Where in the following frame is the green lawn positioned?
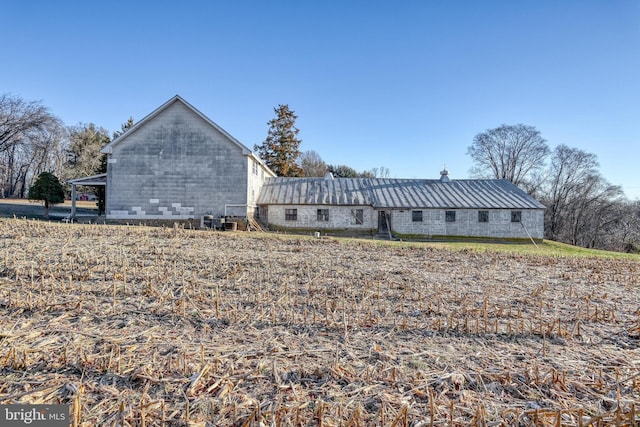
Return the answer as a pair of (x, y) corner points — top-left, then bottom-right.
(419, 239), (640, 259)
(261, 231), (640, 260)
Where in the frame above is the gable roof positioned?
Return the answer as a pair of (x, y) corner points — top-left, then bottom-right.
(257, 177), (546, 209)
(100, 95), (253, 156)
(100, 95), (276, 177)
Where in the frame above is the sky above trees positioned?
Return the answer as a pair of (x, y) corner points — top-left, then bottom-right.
(4, 1), (639, 199)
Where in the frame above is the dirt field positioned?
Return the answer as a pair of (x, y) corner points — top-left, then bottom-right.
(0, 218), (639, 426)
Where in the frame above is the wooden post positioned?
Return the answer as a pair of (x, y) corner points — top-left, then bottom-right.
(520, 221), (538, 248)
(71, 184), (77, 218)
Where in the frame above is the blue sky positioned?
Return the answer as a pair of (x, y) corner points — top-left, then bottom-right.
(4, 1), (640, 199)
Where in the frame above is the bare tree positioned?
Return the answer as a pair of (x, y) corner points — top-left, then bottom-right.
(12, 124), (66, 198)
(543, 145), (599, 240)
(298, 150), (327, 177)
(0, 94), (63, 198)
(616, 201), (640, 252)
(370, 166), (391, 178)
(541, 144), (624, 249)
(566, 176), (623, 248)
(0, 94), (57, 153)
(468, 124), (550, 190)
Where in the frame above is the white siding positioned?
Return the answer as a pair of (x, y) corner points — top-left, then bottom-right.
(246, 157), (274, 217)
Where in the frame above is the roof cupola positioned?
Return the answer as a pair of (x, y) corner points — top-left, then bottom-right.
(440, 165), (450, 183)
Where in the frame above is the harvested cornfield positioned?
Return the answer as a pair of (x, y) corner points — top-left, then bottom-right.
(0, 218), (639, 426)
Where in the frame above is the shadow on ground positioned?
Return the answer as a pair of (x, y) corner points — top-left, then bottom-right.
(0, 199), (101, 222)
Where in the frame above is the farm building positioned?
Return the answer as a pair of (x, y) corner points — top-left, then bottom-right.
(85, 95), (544, 239)
(98, 95), (275, 220)
(256, 171), (546, 239)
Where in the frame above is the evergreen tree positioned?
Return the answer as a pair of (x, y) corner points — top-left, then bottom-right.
(95, 154), (108, 215)
(327, 164), (375, 178)
(254, 105), (302, 177)
(28, 171), (65, 219)
(112, 116), (134, 139)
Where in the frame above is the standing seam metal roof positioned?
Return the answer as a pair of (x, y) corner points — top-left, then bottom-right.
(257, 177), (545, 209)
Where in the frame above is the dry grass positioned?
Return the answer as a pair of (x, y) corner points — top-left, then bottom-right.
(1, 218), (639, 426)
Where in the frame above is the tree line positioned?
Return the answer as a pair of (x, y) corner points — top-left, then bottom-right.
(0, 93), (134, 214)
(468, 124), (639, 252)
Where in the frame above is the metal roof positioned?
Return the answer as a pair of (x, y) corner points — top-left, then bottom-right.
(257, 177), (545, 209)
(67, 173), (107, 186)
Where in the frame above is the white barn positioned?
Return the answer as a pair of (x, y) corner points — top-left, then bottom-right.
(90, 95), (544, 239)
(99, 95), (275, 220)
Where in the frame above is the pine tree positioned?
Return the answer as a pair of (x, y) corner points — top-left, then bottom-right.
(112, 116), (135, 139)
(28, 172), (65, 219)
(254, 105), (303, 177)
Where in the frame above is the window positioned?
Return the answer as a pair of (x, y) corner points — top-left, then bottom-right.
(252, 160), (259, 175)
(352, 209), (363, 224)
(317, 209), (329, 221)
(478, 210), (489, 223)
(285, 209), (297, 221)
(445, 210), (456, 222)
(412, 210), (423, 222)
(511, 210), (522, 223)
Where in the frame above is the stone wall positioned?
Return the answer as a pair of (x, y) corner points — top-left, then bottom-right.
(389, 208), (544, 239)
(265, 205), (544, 239)
(265, 205), (376, 230)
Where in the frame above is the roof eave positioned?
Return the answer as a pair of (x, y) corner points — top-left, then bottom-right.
(67, 172), (108, 186)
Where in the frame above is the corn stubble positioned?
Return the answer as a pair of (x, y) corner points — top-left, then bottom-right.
(1, 218), (639, 426)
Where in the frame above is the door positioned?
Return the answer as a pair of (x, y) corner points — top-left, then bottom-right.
(378, 211), (389, 234)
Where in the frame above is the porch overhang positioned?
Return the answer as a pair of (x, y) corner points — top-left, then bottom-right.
(67, 173), (107, 218)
